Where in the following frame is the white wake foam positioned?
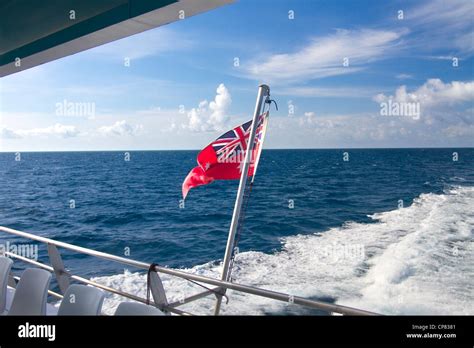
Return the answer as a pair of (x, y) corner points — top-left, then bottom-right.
(92, 186), (474, 315)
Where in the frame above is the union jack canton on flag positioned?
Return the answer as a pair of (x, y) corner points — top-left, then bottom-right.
(182, 112), (268, 199)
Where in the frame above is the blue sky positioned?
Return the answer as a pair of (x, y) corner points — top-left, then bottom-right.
(0, 0), (473, 151)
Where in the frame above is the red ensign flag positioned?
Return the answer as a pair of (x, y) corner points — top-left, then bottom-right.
(182, 113), (268, 199)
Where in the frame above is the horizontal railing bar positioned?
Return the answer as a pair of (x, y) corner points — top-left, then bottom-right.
(0, 226), (151, 270)
(0, 226), (378, 316)
(48, 289), (63, 300)
(5, 251), (55, 271)
(4, 251), (192, 316)
(11, 275), (63, 300)
(151, 265), (377, 316)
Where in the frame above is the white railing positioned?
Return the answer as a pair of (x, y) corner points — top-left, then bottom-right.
(0, 226), (378, 316)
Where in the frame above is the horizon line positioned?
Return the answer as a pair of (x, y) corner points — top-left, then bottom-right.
(0, 146), (473, 153)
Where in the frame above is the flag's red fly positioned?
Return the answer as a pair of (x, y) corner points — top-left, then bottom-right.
(182, 112), (268, 199)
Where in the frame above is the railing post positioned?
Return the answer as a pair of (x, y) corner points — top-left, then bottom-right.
(47, 243), (70, 294)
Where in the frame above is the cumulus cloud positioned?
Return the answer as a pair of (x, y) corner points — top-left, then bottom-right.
(27, 124), (80, 138)
(3, 124), (80, 138)
(98, 120), (143, 136)
(299, 112), (317, 126)
(269, 110), (462, 148)
(271, 112), (401, 147)
(442, 124), (474, 138)
(0, 127), (21, 139)
(186, 83), (232, 132)
(374, 79), (474, 108)
(273, 79), (474, 148)
(246, 29), (403, 83)
(373, 79), (474, 128)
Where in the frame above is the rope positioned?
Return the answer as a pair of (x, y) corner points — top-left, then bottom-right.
(266, 97), (278, 111)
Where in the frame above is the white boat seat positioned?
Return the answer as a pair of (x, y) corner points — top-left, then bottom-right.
(9, 268), (52, 315)
(0, 257), (13, 313)
(114, 302), (164, 316)
(57, 284), (105, 315)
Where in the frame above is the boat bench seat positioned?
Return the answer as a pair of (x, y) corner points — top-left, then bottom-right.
(0, 256), (13, 314)
(57, 284), (105, 315)
(9, 268), (52, 315)
(1, 257), (161, 316)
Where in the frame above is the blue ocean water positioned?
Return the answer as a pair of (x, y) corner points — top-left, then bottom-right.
(0, 149), (472, 280)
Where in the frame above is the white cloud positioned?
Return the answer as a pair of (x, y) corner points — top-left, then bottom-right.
(0, 127), (21, 139)
(7, 124), (80, 138)
(280, 86), (379, 98)
(373, 79), (474, 127)
(374, 79), (474, 108)
(267, 110), (472, 149)
(299, 112), (317, 126)
(30, 124), (80, 138)
(98, 120), (143, 136)
(407, 0), (474, 55)
(409, 0), (474, 33)
(185, 83), (232, 132)
(246, 29), (403, 83)
(442, 124), (474, 138)
(85, 28), (194, 60)
(396, 74), (413, 80)
(267, 79), (474, 148)
(269, 112), (412, 147)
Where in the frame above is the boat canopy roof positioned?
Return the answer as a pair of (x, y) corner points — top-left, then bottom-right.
(0, 0), (233, 77)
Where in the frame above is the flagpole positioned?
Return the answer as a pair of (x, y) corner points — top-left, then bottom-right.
(214, 84), (270, 315)
(251, 112), (269, 184)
